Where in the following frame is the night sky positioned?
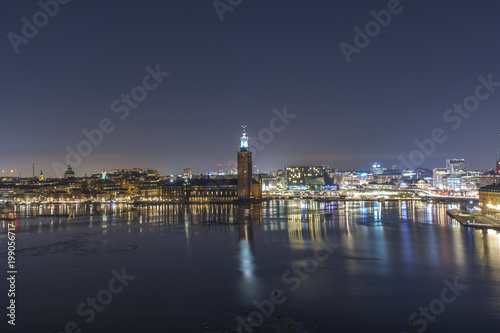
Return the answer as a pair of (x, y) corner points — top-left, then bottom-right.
(1, 0), (500, 177)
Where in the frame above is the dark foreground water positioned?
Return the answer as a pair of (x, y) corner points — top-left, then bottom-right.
(1, 200), (500, 333)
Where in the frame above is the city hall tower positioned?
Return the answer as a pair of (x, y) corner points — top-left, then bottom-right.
(238, 126), (252, 200)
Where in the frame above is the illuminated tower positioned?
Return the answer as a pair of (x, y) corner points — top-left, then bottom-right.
(497, 130), (500, 172)
(238, 126), (252, 200)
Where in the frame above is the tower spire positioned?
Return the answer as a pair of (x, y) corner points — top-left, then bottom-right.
(240, 125), (249, 152)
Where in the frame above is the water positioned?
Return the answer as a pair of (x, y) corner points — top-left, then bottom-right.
(1, 200), (500, 332)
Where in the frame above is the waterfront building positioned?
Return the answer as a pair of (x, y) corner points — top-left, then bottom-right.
(479, 184), (500, 211)
(285, 165), (326, 188)
(365, 181), (397, 190)
(261, 175), (278, 192)
(161, 128), (262, 202)
(165, 179), (238, 202)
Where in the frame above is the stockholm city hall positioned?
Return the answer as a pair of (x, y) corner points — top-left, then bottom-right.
(161, 127), (262, 203)
(237, 126), (262, 202)
(237, 126), (253, 200)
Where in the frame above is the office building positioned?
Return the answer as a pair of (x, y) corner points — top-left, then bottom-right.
(446, 158), (467, 173)
(370, 163), (385, 175)
(285, 165), (325, 188)
(433, 168), (448, 190)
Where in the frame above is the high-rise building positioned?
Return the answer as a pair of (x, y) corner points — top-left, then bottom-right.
(433, 168), (448, 190)
(370, 163), (385, 175)
(238, 127), (252, 200)
(446, 158), (467, 173)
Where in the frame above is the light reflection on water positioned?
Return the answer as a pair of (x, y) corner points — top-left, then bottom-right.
(1, 200), (500, 332)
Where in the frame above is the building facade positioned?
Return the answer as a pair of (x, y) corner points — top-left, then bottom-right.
(285, 165), (325, 188)
(446, 158), (467, 173)
(479, 184), (500, 211)
(433, 168), (448, 190)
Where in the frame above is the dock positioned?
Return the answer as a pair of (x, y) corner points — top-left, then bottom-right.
(447, 210), (500, 230)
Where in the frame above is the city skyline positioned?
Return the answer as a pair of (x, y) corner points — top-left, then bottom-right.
(2, 127), (500, 178)
(4, 2), (500, 332)
(2, 0), (500, 176)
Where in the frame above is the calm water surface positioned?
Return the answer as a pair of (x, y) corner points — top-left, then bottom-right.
(1, 200), (500, 333)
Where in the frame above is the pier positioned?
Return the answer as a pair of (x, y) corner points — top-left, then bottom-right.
(447, 209), (500, 230)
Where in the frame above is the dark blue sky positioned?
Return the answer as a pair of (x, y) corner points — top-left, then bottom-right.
(1, 0), (500, 177)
